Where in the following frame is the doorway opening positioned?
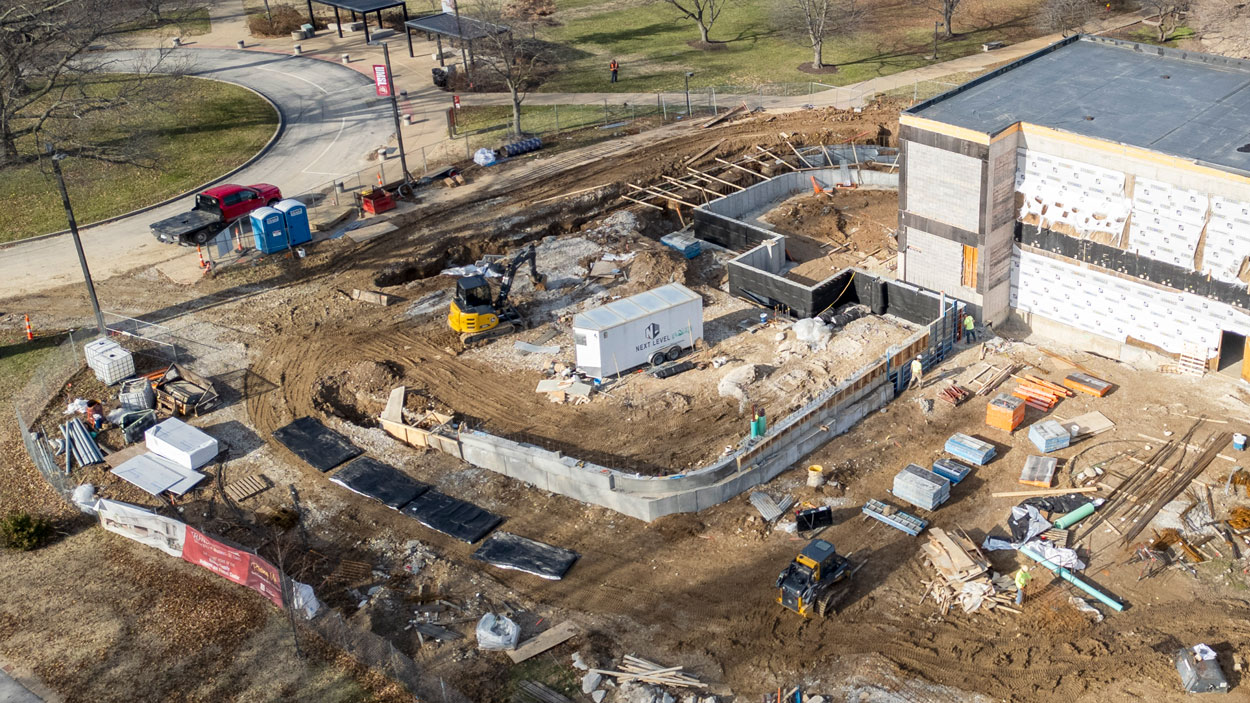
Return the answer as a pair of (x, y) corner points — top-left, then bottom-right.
(1217, 330), (1246, 379)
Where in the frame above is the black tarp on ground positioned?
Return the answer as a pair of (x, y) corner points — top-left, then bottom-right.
(471, 532), (579, 580)
(402, 491), (502, 543)
(272, 417), (362, 472)
(330, 457), (431, 510)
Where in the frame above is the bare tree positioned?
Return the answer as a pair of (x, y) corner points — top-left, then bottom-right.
(467, 0), (547, 136)
(772, 0), (863, 69)
(1192, 0), (1250, 56)
(658, 0), (734, 43)
(0, 0), (178, 165)
(1038, 0), (1097, 36)
(1144, 0), (1189, 41)
(914, 0), (962, 37)
(504, 0), (556, 25)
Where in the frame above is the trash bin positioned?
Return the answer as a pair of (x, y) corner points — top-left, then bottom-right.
(432, 68), (448, 89)
(1175, 645), (1228, 694)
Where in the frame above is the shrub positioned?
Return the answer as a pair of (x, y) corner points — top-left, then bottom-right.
(248, 4), (326, 37)
(0, 512), (53, 551)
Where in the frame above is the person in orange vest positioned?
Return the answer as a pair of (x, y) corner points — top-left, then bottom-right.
(609, 59), (619, 83)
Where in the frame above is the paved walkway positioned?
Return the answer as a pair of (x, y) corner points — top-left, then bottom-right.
(125, 4), (1144, 162)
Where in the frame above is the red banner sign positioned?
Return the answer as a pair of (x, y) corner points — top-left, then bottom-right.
(373, 65), (390, 97)
(182, 527), (284, 607)
(453, 95), (460, 109)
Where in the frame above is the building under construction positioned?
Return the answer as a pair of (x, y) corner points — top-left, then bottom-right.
(898, 35), (1250, 376)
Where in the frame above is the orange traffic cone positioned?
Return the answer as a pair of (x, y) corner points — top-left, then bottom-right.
(196, 246), (207, 269)
(24, 314), (32, 341)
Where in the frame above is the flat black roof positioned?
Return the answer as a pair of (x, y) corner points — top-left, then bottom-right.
(405, 12), (509, 41)
(314, 0), (405, 13)
(907, 36), (1250, 177)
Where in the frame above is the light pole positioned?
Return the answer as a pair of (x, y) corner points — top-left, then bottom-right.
(46, 144), (107, 339)
(930, 21), (942, 60)
(381, 42), (411, 182)
(684, 71), (694, 117)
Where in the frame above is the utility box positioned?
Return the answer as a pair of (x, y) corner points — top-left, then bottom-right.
(1175, 645), (1228, 694)
(573, 283), (704, 380)
(274, 198), (311, 246)
(250, 206), (288, 254)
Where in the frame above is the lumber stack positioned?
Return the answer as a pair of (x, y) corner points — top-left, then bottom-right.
(592, 655), (706, 689)
(919, 528), (1016, 615)
(1011, 373), (1073, 412)
(939, 384), (972, 406)
(972, 363), (1018, 396)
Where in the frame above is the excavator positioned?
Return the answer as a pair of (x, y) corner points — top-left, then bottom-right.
(775, 539), (862, 617)
(448, 243), (547, 345)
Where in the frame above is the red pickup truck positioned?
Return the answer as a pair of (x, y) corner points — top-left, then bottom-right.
(150, 183), (283, 245)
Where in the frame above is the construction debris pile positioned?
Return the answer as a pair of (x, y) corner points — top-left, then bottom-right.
(919, 528), (1018, 615)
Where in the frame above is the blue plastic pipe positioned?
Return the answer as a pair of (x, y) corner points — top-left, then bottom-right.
(1020, 544), (1125, 612)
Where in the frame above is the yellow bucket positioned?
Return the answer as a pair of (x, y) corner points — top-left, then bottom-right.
(807, 464), (826, 488)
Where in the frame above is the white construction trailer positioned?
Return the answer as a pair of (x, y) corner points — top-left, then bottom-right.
(572, 283), (704, 379)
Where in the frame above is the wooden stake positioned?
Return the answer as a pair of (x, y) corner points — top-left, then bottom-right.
(715, 157), (765, 179)
(991, 487), (1100, 498)
(687, 168), (744, 190)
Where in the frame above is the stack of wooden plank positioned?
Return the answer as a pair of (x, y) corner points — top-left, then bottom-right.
(919, 528), (1017, 615)
(1011, 373), (1073, 411)
(970, 363), (1018, 396)
(938, 384), (972, 406)
(592, 655), (705, 689)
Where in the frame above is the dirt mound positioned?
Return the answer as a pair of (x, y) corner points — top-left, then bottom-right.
(312, 360), (400, 427)
(764, 193), (848, 239)
(617, 247), (692, 296)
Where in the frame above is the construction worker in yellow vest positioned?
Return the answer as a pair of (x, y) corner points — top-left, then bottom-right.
(963, 312), (977, 343)
(1014, 566), (1032, 605)
(908, 355), (924, 389)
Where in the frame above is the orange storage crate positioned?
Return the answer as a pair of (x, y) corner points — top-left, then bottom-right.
(986, 392), (1026, 432)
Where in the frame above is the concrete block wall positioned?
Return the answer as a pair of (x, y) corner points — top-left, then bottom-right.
(903, 141), (982, 232)
(902, 228), (978, 303)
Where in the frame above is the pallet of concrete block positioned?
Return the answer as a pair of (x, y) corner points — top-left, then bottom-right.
(1063, 372), (1112, 397)
(862, 499), (928, 536)
(932, 457), (972, 484)
(986, 392), (1025, 432)
(660, 232), (702, 259)
(85, 338), (135, 385)
(945, 433), (995, 465)
(1028, 419), (1071, 453)
(1019, 455), (1057, 488)
(893, 463), (951, 511)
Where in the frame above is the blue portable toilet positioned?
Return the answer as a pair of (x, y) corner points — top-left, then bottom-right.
(274, 199), (311, 246)
(250, 206), (288, 254)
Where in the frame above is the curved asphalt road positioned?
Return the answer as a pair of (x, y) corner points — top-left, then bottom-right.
(0, 49), (391, 298)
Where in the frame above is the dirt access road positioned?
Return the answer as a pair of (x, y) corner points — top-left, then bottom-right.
(0, 49), (390, 299)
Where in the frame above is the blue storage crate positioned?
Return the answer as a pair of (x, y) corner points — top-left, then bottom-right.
(932, 457), (971, 484)
(1028, 419), (1071, 453)
(893, 463), (950, 511)
(945, 433), (996, 465)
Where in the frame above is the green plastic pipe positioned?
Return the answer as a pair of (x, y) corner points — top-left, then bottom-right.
(1053, 502), (1096, 529)
(1020, 544), (1125, 612)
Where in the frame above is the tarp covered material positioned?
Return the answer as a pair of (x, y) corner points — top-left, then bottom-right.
(1007, 504), (1052, 544)
(272, 417), (362, 472)
(329, 456), (430, 510)
(471, 532), (579, 580)
(402, 491), (502, 543)
(1022, 494), (1093, 514)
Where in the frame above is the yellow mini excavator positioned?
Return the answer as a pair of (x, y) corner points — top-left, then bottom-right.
(776, 539), (861, 617)
(448, 244), (547, 345)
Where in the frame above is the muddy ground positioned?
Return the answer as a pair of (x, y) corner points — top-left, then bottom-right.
(2, 101), (1250, 703)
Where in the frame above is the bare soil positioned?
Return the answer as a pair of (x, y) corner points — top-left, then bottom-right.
(3, 102), (1250, 703)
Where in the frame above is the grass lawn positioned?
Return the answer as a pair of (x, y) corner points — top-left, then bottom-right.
(0, 74), (278, 243)
(534, 0), (1045, 92)
(116, 6), (212, 36)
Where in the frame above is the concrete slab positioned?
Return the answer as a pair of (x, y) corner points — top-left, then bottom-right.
(346, 222), (398, 243)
